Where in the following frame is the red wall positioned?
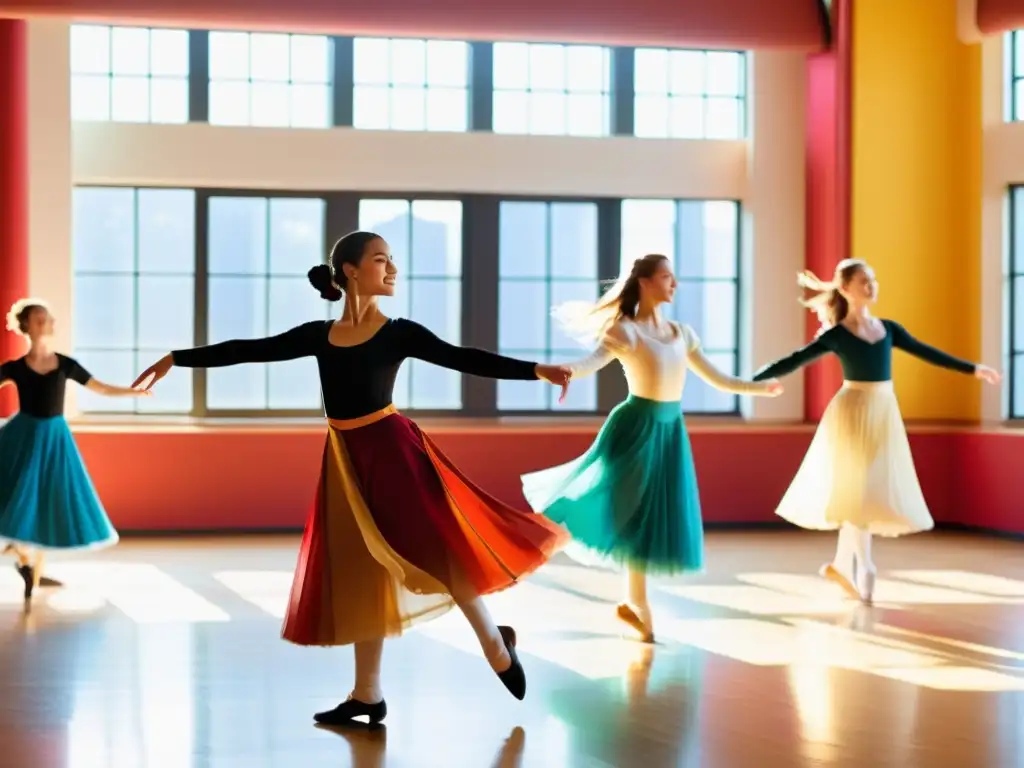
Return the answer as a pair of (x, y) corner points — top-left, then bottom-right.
(74, 423), (1000, 535)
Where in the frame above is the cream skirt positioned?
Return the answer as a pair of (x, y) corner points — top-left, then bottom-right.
(774, 380), (933, 537)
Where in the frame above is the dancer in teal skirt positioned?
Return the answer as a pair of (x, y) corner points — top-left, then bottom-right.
(0, 299), (148, 599)
(521, 255), (782, 642)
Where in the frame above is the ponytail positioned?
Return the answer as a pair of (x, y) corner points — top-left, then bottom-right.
(798, 258), (866, 334)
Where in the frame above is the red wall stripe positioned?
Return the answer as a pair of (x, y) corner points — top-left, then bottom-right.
(0, 0), (829, 49)
(0, 20), (29, 418)
(977, 0), (1024, 35)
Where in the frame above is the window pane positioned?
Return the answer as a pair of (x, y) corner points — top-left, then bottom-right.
(209, 32), (250, 80)
(528, 45), (566, 91)
(74, 275), (135, 349)
(71, 25), (111, 74)
(1014, 189), (1024, 272)
(71, 75), (111, 121)
(1014, 355), (1024, 416)
(408, 358), (461, 409)
(291, 35), (331, 84)
(208, 197), (268, 274)
(268, 358), (322, 410)
(149, 29), (189, 77)
(426, 41), (468, 87)
(77, 351), (135, 413)
(499, 281), (547, 350)
(634, 48), (669, 94)
(566, 46), (607, 93)
(1014, 278), (1024, 349)
(549, 349), (597, 410)
(290, 84), (330, 128)
(73, 187), (135, 273)
(269, 198), (325, 275)
(425, 87), (468, 132)
(702, 201), (739, 279)
(268, 276), (327, 333)
(207, 276), (268, 409)
(549, 203), (598, 279)
(250, 82), (291, 128)
(670, 96), (704, 139)
(633, 95), (669, 139)
(353, 85), (391, 129)
(208, 81), (250, 125)
(499, 202), (547, 278)
(390, 87), (426, 131)
(492, 91), (529, 134)
(705, 97), (741, 139)
(621, 200), (676, 271)
(138, 188), (195, 274)
(137, 276), (194, 350)
(706, 52), (743, 97)
(493, 43), (529, 90)
(410, 200), (462, 277)
(110, 75), (150, 122)
(249, 33), (291, 83)
(111, 26), (149, 76)
(549, 280), (599, 350)
(391, 39), (427, 86)
(410, 278), (461, 342)
(669, 51), (705, 95)
(149, 78), (189, 123)
(353, 38), (391, 85)
(684, 352), (736, 413)
(498, 370), (546, 411)
(566, 93), (605, 137)
(687, 282), (737, 351)
(528, 92), (566, 135)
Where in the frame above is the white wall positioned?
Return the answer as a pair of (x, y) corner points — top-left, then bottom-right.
(28, 21), (807, 421)
(980, 34), (1018, 422)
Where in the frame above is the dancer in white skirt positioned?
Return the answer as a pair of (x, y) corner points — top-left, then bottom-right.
(751, 259), (1000, 603)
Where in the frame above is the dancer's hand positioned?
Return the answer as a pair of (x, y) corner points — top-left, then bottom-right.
(764, 379), (784, 396)
(132, 353), (174, 391)
(536, 364), (572, 403)
(974, 364), (1001, 385)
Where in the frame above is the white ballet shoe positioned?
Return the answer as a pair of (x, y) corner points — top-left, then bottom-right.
(819, 562), (859, 601)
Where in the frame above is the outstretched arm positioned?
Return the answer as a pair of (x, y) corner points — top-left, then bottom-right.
(171, 321), (322, 369)
(752, 337), (832, 381)
(678, 325), (777, 395)
(887, 321), (975, 374)
(401, 320), (539, 380)
(85, 379), (150, 397)
(560, 324), (631, 381)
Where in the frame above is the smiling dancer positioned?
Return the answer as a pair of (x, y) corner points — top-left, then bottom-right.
(133, 231), (571, 724)
(0, 299), (145, 599)
(751, 259), (1000, 603)
(521, 254), (782, 643)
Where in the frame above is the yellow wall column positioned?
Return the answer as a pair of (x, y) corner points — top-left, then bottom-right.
(851, 0), (982, 420)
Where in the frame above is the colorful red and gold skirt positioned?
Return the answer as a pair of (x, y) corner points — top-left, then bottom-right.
(281, 405), (569, 647)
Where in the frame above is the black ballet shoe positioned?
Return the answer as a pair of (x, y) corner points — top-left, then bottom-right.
(496, 625), (526, 701)
(15, 564), (33, 601)
(313, 698), (387, 727)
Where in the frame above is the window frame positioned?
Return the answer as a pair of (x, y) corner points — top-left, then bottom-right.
(1008, 185), (1024, 419)
(73, 187), (744, 421)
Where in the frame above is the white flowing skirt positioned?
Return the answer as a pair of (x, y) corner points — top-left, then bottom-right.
(775, 380), (933, 536)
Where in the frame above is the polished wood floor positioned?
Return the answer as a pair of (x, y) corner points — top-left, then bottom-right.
(0, 531), (1022, 767)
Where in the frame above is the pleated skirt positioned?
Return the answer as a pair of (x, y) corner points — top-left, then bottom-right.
(282, 405), (569, 647)
(774, 380), (933, 536)
(521, 395), (703, 575)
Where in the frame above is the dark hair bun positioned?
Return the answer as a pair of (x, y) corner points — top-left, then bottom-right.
(308, 264), (342, 302)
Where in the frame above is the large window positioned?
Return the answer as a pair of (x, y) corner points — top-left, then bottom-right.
(70, 25), (190, 123)
(205, 196), (329, 411)
(497, 201), (601, 411)
(72, 187), (196, 414)
(492, 44), (611, 137)
(208, 32), (332, 128)
(621, 199), (740, 413)
(633, 49), (746, 139)
(359, 198), (464, 409)
(1008, 187), (1024, 417)
(353, 38), (470, 131)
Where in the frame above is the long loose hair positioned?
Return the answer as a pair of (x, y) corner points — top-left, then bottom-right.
(799, 258), (867, 334)
(553, 254), (668, 344)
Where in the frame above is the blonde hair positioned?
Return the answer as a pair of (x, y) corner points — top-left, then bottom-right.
(5, 298), (50, 337)
(553, 254), (669, 344)
(799, 258), (868, 333)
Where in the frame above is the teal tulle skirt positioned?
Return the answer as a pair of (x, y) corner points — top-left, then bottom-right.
(0, 414), (118, 550)
(521, 395), (703, 575)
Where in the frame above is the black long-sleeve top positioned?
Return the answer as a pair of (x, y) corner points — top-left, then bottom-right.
(752, 320), (975, 382)
(0, 355), (93, 418)
(171, 319), (539, 420)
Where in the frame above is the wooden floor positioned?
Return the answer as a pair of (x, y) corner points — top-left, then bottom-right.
(1, 531), (1022, 767)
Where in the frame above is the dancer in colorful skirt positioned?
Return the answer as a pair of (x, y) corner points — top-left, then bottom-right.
(751, 259), (1000, 603)
(521, 254), (782, 643)
(133, 231), (571, 724)
(0, 299), (144, 599)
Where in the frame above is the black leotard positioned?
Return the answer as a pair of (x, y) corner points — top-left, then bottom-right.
(0, 355), (93, 418)
(171, 318), (539, 420)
